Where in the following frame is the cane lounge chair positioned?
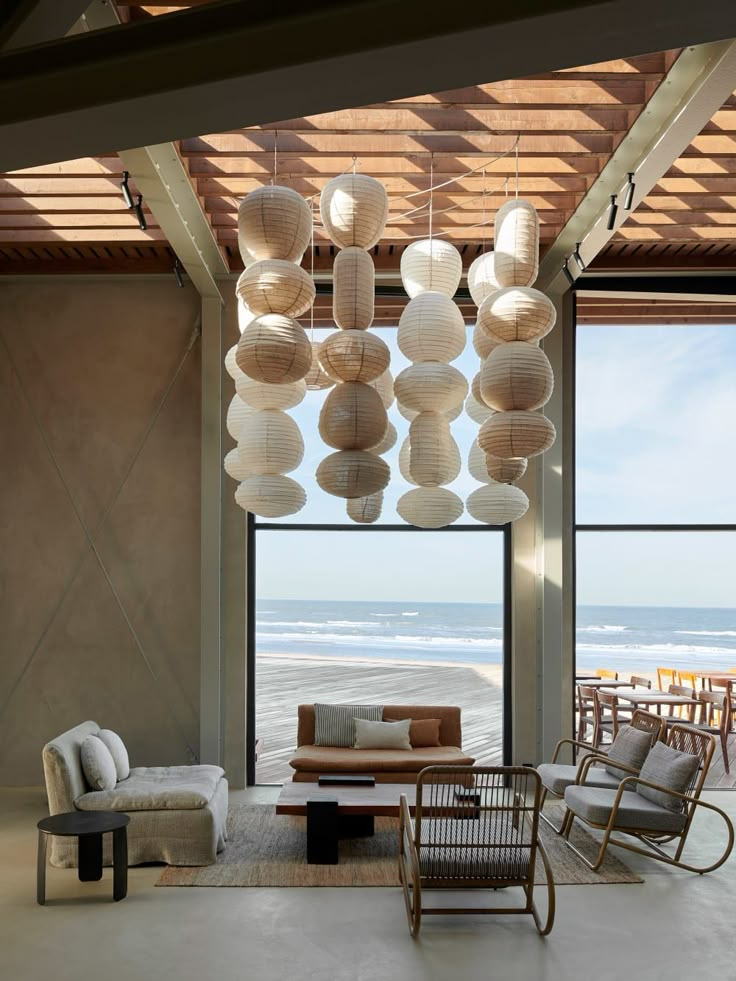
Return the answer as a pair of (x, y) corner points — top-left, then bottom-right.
(399, 766), (554, 938)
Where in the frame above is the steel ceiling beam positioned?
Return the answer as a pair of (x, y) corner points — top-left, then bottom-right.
(0, 0), (92, 50)
(2, 0), (736, 170)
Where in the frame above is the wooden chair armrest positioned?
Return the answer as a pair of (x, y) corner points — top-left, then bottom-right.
(550, 738), (596, 764)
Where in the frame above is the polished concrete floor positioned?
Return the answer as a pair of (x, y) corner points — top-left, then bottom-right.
(1, 785), (734, 981)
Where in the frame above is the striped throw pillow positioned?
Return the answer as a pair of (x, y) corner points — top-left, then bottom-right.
(314, 703), (383, 747)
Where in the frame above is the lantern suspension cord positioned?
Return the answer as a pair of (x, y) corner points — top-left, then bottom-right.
(481, 170), (487, 251)
(389, 177), (509, 224)
(514, 137), (519, 199)
(310, 197), (316, 342)
(429, 155), (434, 288)
(400, 133), (520, 201)
(271, 131), (278, 185)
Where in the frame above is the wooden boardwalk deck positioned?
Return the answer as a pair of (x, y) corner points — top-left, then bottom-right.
(255, 656), (503, 784)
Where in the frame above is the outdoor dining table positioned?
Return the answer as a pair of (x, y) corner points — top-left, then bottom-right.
(576, 678), (636, 689)
(598, 687), (700, 709)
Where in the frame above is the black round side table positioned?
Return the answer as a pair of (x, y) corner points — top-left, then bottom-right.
(37, 811), (130, 905)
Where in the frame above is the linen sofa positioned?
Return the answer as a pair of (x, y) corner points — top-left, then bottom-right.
(288, 704), (475, 783)
(42, 721), (228, 868)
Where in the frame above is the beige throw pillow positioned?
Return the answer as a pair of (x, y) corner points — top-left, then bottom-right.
(81, 735), (118, 792)
(354, 718), (412, 751)
(98, 729), (130, 781)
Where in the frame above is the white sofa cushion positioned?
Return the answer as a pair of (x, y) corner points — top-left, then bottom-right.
(97, 729), (130, 781)
(354, 717), (412, 750)
(80, 735), (117, 791)
(75, 764), (225, 811)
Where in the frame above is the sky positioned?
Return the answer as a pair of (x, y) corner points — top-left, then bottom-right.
(251, 321), (736, 608)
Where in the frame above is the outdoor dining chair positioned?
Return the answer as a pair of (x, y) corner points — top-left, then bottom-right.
(630, 675), (652, 689)
(398, 766), (555, 938)
(656, 667), (677, 690)
(576, 685), (597, 744)
(691, 689), (731, 774)
(595, 669), (618, 680)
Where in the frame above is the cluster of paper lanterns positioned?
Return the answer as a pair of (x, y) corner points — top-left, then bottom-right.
(394, 240), (468, 528)
(467, 199), (556, 524)
(314, 174), (393, 521)
(223, 186), (317, 517)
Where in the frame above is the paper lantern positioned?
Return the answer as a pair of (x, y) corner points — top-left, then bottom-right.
(371, 421), (397, 455)
(235, 475), (306, 517)
(467, 483), (529, 524)
(397, 487), (464, 528)
(237, 314), (311, 384)
(465, 393), (493, 424)
(397, 292), (466, 363)
(237, 409), (304, 475)
(319, 329), (390, 383)
(238, 300), (256, 335)
(399, 437), (417, 485)
(333, 247), (375, 329)
(304, 340), (334, 391)
(409, 412), (460, 486)
(369, 369), (394, 409)
(238, 186), (311, 265)
(236, 260), (315, 318)
(494, 199), (540, 288)
(316, 450), (390, 499)
(468, 252), (500, 306)
(226, 395), (253, 440)
(319, 174), (388, 250)
(468, 442), (491, 483)
(236, 375), (306, 410)
(225, 344), (244, 382)
(471, 370), (484, 407)
(394, 363), (468, 413)
(479, 411), (556, 459)
(347, 492), (383, 524)
(478, 287), (556, 344)
(473, 321), (500, 360)
(480, 342), (554, 412)
(400, 239), (462, 298)
(224, 448), (250, 482)
(319, 382), (387, 450)
(399, 402), (462, 423)
(486, 453), (528, 484)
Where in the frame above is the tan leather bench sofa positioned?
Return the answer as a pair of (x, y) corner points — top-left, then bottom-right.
(288, 704), (475, 783)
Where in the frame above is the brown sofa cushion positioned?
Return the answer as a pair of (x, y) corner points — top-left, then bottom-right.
(408, 718), (442, 748)
(289, 744), (475, 774)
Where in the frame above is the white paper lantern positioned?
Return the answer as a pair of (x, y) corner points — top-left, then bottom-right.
(319, 329), (390, 383)
(485, 453), (528, 484)
(320, 174), (388, 250)
(494, 199), (540, 288)
(394, 363), (468, 413)
(397, 292), (466, 363)
(319, 382), (387, 450)
(479, 411), (556, 459)
(236, 260), (315, 318)
(480, 342), (554, 412)
(237, 409), (304, 475)
(236, 375), (306, 410)
(304, 340), (335, 391)
(468, 251), (500, 306)
(399, 437), (417, 485)
(465, 393), (493, 424)
(224, 447), (250, 482)
(316, 450), (390, 499)
(468, 441), (491, 483)
(237, 314), (312, 384)
(397, 487), (464, 528)
(400, 239), (462, 298)
(347, 491), (383, 524)
(467, 483), (529, 524)
(238, 301), (256, 335)
(369, 369), (394, 409)
(226, 394), (253, 440)
(235, 474), (306, 517)
(471, 370), (484, 407)
(225, 343), (244, 382)
(399, 402), (462, 423)
(478, 287), (556, 344)
(409, 412), (460, 486)
(473, 320), (500, 360)
(333, 247), (375, 329)
(238, 186), (312, 265)
(371, 421), (397, 455)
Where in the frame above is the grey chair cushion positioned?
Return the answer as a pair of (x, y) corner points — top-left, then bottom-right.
(564, 786), (687, 834)
(537, 762), (623, 797)
(636, 742), (699, 812)
(314, 703), (383, 748)
(75, 765), (225, 811)
(605, 726), (653, 777)
(80, 735), (117, 792)
(97, 729), (130, 782)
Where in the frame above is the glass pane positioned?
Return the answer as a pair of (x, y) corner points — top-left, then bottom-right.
(576, 324), (736, 523)
(255, 529), (504, 783)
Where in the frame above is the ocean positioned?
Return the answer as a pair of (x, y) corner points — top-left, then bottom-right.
(257, 599), (736, 672)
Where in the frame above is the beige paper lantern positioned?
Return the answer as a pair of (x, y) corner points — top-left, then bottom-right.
(237, 300), (256, 335)
(397, 291), (466, 363)
(394, 363), (468, 413)
(480, 342), (554, 412)
(467, 483), (529, 524)
(399, 402), (462, 423)
(468, 251), (500, 306)
(226, 394), (253, 440)
(399, 437), (417, 485)
(471, 370), (484, 407)
(225, 343), (244, 382)
(224, 447), (250, 482)
(237, 314), (311, 384)
(493, 199), (540, 288)
(397, 487), (464, 528)
(409, 412), (460, 486)
(236, 375), (306, 410)
(479, 411), (556, 459)
(237, 409), (304, 475)
(236, 260), (315, 319)
(319, 329), (390, 383)
(304, 340), (335, 391)
(468, 441), (491, 483)
(486, 453), (528, 484)
(400, 239), (462, 298)
(371, 421), (397, 456)
(235, 474), (306, 517)
(319, 174), (388, 250)
(478, 287), (556, 344)
(238, 186), (311, 265)
(333, 247), (375, 329)
(369, 369), (394, 409)
(473, 321), (500, 360)
(316, 450), (390, 499)
(319, 382), (387, 450)
(465, 393), (493, 425)
(347, 491), (383, 524)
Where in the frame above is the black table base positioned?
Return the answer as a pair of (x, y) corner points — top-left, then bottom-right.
(306, 799), (375, 865)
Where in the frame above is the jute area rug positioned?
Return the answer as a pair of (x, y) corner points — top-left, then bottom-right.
(157, 804), (642, 888)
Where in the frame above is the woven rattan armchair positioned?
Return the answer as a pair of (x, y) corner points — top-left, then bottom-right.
(398, 766), (554, 938)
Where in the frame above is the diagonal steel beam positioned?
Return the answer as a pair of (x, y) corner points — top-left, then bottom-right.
(0, 0), (92, 50)
(2, 0), (736, 170)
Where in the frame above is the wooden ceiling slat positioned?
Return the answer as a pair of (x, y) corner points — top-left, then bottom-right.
(184, 154), (605, 175)
(0, 213), (157, 228)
